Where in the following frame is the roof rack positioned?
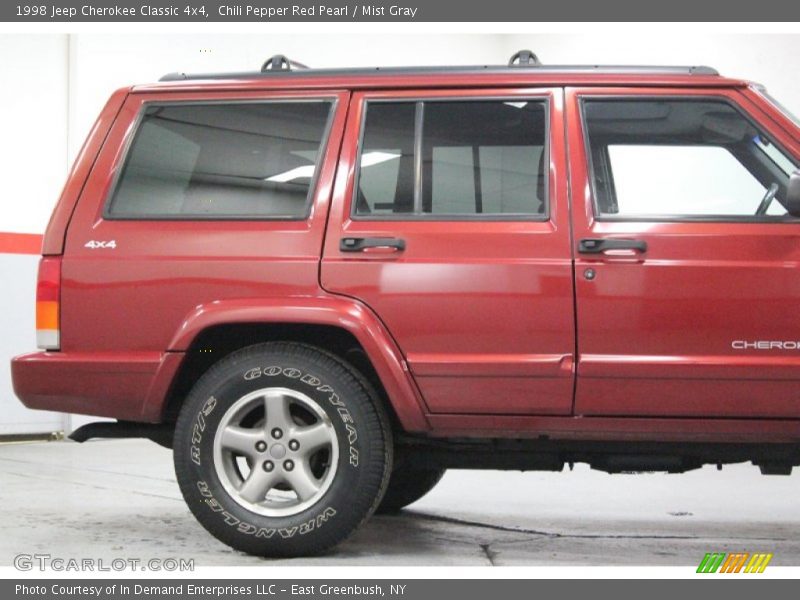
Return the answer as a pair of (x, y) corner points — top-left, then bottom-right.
(508, 49), (541, 67)
(159, 50), (719, 82)
(261, 54), (309, 72)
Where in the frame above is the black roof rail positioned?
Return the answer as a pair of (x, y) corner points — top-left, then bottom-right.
(160, 53), (310, 81)
(159, 50), (719, 82)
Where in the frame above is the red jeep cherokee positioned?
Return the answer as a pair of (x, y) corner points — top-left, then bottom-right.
(11, 52), (800, 557)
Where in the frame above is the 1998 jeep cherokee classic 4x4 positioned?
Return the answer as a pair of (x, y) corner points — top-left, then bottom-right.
(11, 51), (800, 557)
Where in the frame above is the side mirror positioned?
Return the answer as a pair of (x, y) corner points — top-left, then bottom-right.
(788, 170), (800, 217)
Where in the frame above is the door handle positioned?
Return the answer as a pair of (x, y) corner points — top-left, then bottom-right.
(578, 238), (647, 254)
(340, 237), (406, 253)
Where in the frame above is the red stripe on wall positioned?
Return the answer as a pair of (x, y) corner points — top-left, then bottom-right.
(0, 232), (43, 255)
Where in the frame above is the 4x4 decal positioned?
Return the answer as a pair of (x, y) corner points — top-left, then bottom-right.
(84, 240), (116, 249)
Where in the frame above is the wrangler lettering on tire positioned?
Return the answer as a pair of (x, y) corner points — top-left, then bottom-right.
(173, 342), (392, 557)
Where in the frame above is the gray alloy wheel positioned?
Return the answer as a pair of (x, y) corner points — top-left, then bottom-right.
(213, 387), (339, 517)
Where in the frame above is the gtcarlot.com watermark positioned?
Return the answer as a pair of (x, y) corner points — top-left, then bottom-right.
(14, 553), (194, 572)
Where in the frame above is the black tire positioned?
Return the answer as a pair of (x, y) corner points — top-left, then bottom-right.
(375, 464), (446, 513)
(173, 342), (393, 557)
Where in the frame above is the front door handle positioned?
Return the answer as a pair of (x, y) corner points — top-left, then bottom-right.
(578, 238), (647, 254)
(340, 237), (406, 253)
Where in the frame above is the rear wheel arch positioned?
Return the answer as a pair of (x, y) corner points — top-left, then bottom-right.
(154, 300), (430, 433)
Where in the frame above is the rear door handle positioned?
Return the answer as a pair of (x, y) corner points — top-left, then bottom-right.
(578, 238), (647, 254)
(340, 237), (406, 252)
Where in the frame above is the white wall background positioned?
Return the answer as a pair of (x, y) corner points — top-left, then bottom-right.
(0, 35), (70, 235)
(0, 35), (69, 433)
(1, 32), (799, 434)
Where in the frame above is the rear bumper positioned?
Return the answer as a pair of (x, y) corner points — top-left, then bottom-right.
(11, 351), (183, 422)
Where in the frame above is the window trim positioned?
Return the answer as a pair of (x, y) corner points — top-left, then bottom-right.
(579, 94), (800, 224)
(350, 96), (551, 222)
(102, 97), (338, 222)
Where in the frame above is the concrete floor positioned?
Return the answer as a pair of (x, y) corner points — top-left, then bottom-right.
(1, 439), (799, 566)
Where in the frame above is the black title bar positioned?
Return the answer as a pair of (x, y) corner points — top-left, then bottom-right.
(4, 0), (800, 21)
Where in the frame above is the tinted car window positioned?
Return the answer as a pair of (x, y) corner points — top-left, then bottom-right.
(107, 101), (332, 218)
(355, 100), (547, 218)
(422, 101), (546, 216)
(583, 99), (798, 219)
(355, 103), (417, 215)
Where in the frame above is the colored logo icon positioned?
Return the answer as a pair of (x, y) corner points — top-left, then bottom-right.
(697, 552), (773, 573)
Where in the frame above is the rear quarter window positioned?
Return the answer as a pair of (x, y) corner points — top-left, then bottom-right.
(105, 100), (333, 219)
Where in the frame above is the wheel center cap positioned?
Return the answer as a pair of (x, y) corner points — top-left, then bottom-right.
(269, 443), (287, 459)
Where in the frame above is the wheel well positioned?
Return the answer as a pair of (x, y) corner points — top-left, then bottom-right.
(161, 323), (400, 429)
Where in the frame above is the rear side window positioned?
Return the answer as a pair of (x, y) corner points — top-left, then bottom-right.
(355, 99), (548, 219)
(106, 101), (333, 219)
(582, 98), (799, 220)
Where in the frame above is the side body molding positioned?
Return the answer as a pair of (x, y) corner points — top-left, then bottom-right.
(159, 296), (432, 432)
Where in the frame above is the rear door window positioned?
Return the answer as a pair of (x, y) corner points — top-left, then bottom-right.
(355, 99), (548, 219)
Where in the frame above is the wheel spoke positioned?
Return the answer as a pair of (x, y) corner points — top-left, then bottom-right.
(238, 468), (281, 503)
(220, 425), (263, 456)
(293, 422), (332, 455)
(285, 462), (321, 502)
(264, 391), (295, 430)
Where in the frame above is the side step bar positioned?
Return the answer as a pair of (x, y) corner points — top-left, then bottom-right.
(69, 421), (173, 449)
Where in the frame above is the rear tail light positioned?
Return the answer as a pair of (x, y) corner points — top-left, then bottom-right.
(36, 257), (61, 350)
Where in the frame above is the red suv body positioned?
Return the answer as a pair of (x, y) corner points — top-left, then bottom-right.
(11, 55), (800, 556)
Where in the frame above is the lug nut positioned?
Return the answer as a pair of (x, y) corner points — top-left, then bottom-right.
(271, 428), (283, 439)
(263, 461), (274, 472)
(288, 439), (299, 451)
(255, 441), (267, 452)
(284, 460), (294, 471)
